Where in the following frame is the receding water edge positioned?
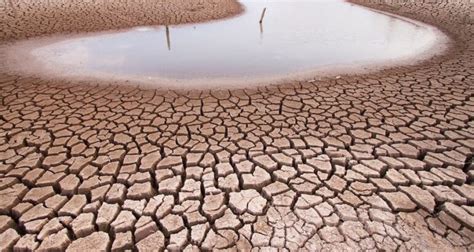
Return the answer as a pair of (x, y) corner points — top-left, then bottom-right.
(1, 0), (451, 90)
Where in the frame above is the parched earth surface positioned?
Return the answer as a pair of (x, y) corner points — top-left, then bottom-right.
(0, 0), (243, 41)
(1, 0), (474, 251)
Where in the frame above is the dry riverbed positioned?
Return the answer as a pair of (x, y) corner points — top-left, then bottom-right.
(0, 0), (473, 251)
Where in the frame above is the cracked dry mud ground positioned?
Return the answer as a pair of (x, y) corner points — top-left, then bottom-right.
(0, 0), (474, 251)
(0, 0), (243, 41)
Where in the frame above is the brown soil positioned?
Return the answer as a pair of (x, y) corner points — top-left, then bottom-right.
(0, 0), (243, 41)
(0, 0), (473, 251)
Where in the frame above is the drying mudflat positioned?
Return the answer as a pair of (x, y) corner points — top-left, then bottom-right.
(1, 0), (449, 88)
(0, 0), (473, 251)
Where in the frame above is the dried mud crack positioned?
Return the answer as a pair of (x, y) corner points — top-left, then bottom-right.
(0, 0), (474, 251)
(0, 0), (243, 41)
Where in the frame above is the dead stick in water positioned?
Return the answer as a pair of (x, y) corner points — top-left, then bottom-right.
(259, 8), (266, 23)
(165, 25), (171, 51)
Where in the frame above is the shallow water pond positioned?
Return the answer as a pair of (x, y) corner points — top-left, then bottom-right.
(7, 0), (447, 88)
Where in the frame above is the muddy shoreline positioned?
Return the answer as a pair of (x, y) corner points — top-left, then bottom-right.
(0, 3), (451, 90)
(0, 0), (468, 93)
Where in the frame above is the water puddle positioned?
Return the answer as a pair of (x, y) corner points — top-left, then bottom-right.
(3, 0), (449, 89)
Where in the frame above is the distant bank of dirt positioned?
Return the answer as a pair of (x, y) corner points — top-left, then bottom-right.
(0, 0), (243, 41)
